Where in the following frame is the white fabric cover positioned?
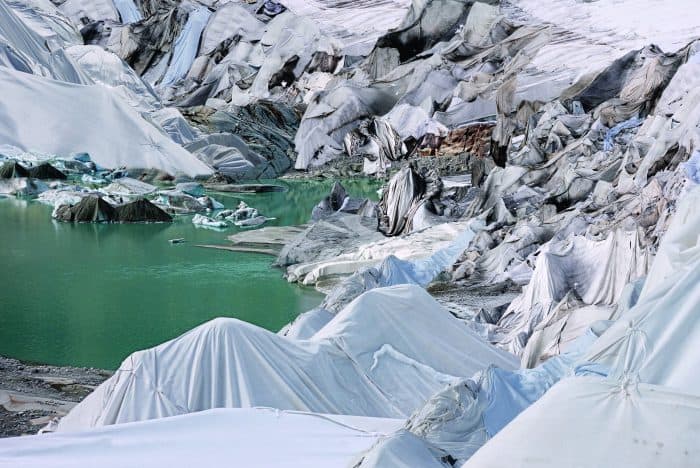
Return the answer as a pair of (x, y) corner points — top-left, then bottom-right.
(287, 220), (472, 285)
(513, 0), (698, 54)
(280, 0), (412, 56)
(284, 221), (482, 338)
(161, 7), (212, 87)
(356, 430), (449, 468)
(0, 0), (88, 83)
(59, 0), (119, 24)
(463, 187), (700, 467)
(113, 0), (141, 24)
(57, 285), (517, 431)
(521, 302), (615, 368)
(147, 107), (201, 145)
(407, 325), (606, 463)
(462, 376), (700, 468)
(499, 228), (649, 354)
(3, 0), (81, 47)
(200, 3), (265, 55)
(65, 45), (160, 110)
(0, 408), (403, 468)
(0, 67), (212, 176)
(583, 186), (700, 393)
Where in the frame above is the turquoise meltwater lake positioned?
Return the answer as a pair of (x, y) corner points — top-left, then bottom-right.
(0, 179), (380, 369)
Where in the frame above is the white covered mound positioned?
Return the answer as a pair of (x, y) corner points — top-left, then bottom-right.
(0, 67), (211, 177)
(462, 377), (700, 468)
(0, 408), (403, 468)
(463, 186), (700, 466)
(287, 220), (473, 285)
(583, 185), (700, 393)
(498, 228), (649, 356)
(58, 285), (517, 431)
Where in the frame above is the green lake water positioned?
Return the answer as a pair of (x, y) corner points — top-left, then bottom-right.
(0, 179), (380, 369)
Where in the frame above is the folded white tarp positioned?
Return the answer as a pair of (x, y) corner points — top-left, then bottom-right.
(287, 220), (472, 285)
(161, 6), (212, 87)
(65, 45), (160, 111)
(498, 228), (649, 355)
(112, 0), (141, 24)
(200, 3), (265, 55)
(3, 0), (82, 47)
(58, 0), (119, 25)
(463, 187), (700, 466)
(582, 186), (700, 393)
(280, 0), (413, 56)
(511, 0), (699, 54)
(406, 325), (607, 464)
(355, 430), (450, 468)
(462, 376), (700, 468)
(57, 285), (517, 432)
(0, 0), (88, 83)
(0, 408), (403, 468)
(284, 221), (483, 337)
(0, 67), (212, 177)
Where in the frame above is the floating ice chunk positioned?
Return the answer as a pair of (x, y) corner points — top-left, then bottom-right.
(214, 209), (234, 220)
(234, 216), (273, 227)
(197, 195), (224, 211)
(102, 177), (157, 198)
(192, 213), (227, 228)
(155, 190), (206, 213)
(0, 178), (46, 197)
(38, 188), (86, 208)
(232, 201), (259, 220)
(81, 174), (106, 185)
(176, 182), (205, 197)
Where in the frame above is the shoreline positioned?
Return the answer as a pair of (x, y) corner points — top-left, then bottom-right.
(0, 277), (519, 439)
(0, 356), (110, 438)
